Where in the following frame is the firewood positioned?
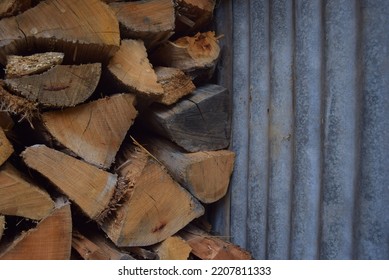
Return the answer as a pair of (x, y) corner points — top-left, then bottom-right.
(126, 247), (158, 260)
(73, 230), (136, 260)
(0, 163), (55, 220)
(0, 0), (120, 65)
(0, 200), (72, 260)
(72, 231), (110, 260)
(0, 128), (13, 166)
(0, 0), (30, 18)
(151, 31), (220, 80)
(107, 39), (163, 99)
(0, 215), (4, 242)
(0, 85), (38, 123)
(22, 145), (118, 221)
(155, 66), (195, 105)
(143, 137), (234, 203)
(109, 0), (175, 49)
(42, 94), (137, 169)
(144, 84), (230, 152)
(175, 0), (216, 35)
(5, 63), (101, 108)
(179, 225), (252, 260)
(5, 52), (64, 78)
(152, 236), (192, 260)
(101, 143), (204, 247)
(0, 112), (14, 131)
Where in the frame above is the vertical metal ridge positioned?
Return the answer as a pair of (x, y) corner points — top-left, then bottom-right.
(229, 0), (250, 248)
(320, 0), (359, 259)
(267, 0), (294, 259)
(355, 0), (389, 260)
(291, 0), (323, 260)
(246, 0), (270, 260)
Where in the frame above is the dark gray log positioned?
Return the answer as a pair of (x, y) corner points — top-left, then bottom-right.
(144, 84), (230, 152)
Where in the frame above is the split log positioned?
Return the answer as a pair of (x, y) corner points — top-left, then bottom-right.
(0, 200), (72, 260)
(22, 145), (117, 221)
(107, 39), (163, 98)
(151, 31), (220, 80)
(175, 0), (216, 35)
(0, 85), (38, 123)
(72, 231), (109, 260)
(0, 112), (14, 131)
(0, 0), (31, 19)
(143, 137), (234, 203)
(101, 143), (204, 247)
(126, 247), (158, 260)
(152, 236), (192, 260)
(73, 231), (135, 260)
(5, 52), (64, 78)
(42, 94), (137, 169)
(0, 163), (55, 220)
(5, 63), (101, 108)
(0, 128), (13, 166)
(0, 0), (120, 65)
(109, 0), (175, 49)
(144, 84), (230, 152)
(179, 225), (252, 260)
(155, 66), (195, 105)
(0, 215), (4, 242)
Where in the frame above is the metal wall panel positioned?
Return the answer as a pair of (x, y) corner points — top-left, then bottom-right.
(213, 0), (389, 259)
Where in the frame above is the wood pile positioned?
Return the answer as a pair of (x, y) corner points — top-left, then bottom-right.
(0, 0), (251, 260)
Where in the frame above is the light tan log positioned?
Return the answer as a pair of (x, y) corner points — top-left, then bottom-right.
(151, 31), (220, 80)
(0, 85), (38, 123)
(0, 0), (30, 19)
(179, 225), (252, 260)
(101, 143), (204, 247)
(5, 63), (101, 108)
(73, 231), (135, 260)
(0, 0), (120, 65)
(72, 231), (110, 260)
(144, 137), (234, 203)
(0, 127), (13, 166)
(5, 52), (64, 78)
(175, 0), (216, 35)
(155, 66), (195, 105)
(42, 94), (137, 169)
(0, 215), (4, 242)
(0, 163), (55, 220)
(22, 145), (117, 221)
(109, 0), (175, 49)
(107, 39), (163, 99)
(0, 200), (72, 260)
(152, 236), (192, 260)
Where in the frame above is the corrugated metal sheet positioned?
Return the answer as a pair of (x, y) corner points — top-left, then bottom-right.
(212, 0), (389, 260)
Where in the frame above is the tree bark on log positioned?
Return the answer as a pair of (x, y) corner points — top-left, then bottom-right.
(5, 52), (64, 78)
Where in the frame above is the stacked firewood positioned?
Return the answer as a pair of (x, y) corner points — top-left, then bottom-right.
(0, 0), (251, 260)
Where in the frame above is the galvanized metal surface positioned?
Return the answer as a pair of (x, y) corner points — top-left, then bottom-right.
(213, 0), (389, 260)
